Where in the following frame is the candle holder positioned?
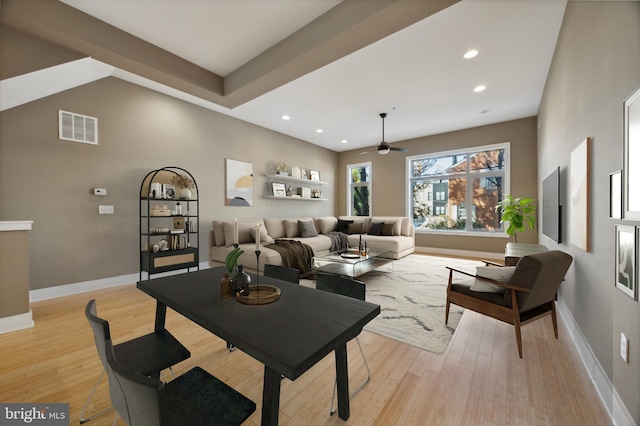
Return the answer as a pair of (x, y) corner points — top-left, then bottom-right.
(255, 250), (261, 303)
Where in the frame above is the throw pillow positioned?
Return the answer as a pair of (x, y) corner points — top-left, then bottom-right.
(222, 220), (255, 247)
(251, 226), (274, 244)
(336, 219), (353, 233)
(315, 216), (338, 234)
(368, 222), (384, 236)
(298, 220), (319, 238)
(381, 222), (395, 236)
(347, 222), (364, 235)
(284, 219), (301, 238)
(470, 266), (516, 293)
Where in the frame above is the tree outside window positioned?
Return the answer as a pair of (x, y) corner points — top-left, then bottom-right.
(408, 143), (509, 233)
(348, 162), (371, 216)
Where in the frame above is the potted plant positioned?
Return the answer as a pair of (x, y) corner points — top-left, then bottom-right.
(221, 247), (244, 298)
(495, 195), (537, 243)
(171, 174), (195, 199)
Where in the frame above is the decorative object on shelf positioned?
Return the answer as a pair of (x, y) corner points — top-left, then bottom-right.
(276, 162), (288, 176)
(296, 187), (311, 198)
(171, 173), (195, 200)
(291, 166), (301, 179)
(226, 159), (253, 206)
(232, 265), (251, 293)
(311, 188), (321, 198)
(495, 195), (536, 243)
(310, 170), (320, 181)
(287, 186), (295, 196)
(569, 137), (591, 252)
(164, 184), (176, 199)
(272, 182), (286, 197)
(301, 168), (308, 179)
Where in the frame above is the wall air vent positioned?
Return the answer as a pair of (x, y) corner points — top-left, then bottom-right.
(58, 110), (98, 145)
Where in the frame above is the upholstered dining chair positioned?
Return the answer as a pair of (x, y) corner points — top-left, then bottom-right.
(105, 339), (256, 426)
(81, 299), (191, 424)
(445, 250), (573, 358)
(264, 263), (300, 284)
(316, 273), (370, 415)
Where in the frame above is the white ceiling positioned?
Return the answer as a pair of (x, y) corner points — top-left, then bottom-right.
(23, 0), (568, 152)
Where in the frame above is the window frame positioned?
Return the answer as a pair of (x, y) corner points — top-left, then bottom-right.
(406, 142), (511, 237)
(347, 161), (372, 216)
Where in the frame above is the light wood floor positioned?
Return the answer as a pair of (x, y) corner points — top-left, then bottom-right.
(0, 281), (610, 425)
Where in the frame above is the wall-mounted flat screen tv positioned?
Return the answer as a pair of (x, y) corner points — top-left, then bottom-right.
(542, 167), (562, 243)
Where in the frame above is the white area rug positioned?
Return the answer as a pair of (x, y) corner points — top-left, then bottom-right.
(302, 254), (482, 354)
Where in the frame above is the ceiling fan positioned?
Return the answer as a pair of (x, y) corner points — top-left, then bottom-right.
(360, 112), (409, 155)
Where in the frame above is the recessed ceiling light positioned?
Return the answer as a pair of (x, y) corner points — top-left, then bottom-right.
(474, 85), (486, 92)
(282, 115), (290, 120)
(341, 139), (348, 144)
(316, 129), (323, 133)
(464, 49), (478, 59)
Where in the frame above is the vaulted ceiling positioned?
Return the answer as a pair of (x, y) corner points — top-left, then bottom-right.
(1, 0), (567, 152)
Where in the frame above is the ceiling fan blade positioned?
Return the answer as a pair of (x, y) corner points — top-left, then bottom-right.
(389, 147), (409, 152)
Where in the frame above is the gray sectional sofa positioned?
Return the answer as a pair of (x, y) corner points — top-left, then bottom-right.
(211, 216), (415, 272)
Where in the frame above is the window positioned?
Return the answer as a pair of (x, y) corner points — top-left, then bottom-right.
(348, 162), (371, 216)
(407, 143), (510, 234)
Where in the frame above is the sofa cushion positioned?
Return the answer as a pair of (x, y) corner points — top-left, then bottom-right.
(212, 220), (225, 246)
(284, 219), (300, 238)
(264, 218), (286, 239)
(315, 217), (337, 234)
(371, 216), (411, 236)
(252, 226), (274, 244)
(368, 221), (384, 236)
(299, 220), (319, 238)
(470, 266), (516, 293)
(348, 222), (364, 234)
(381, 222), (395, 236)
(336, 219), (353, 233)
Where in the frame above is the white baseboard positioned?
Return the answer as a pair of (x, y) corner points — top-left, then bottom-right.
(30, 262), (211, 302)
(415, 245), (503, 261)
(0, 311), (34, 334)
(556, 295), (635, 426)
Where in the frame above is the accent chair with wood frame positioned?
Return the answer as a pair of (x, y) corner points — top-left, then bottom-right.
(445, 250), (573, 358)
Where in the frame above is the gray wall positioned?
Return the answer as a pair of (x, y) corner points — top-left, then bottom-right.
(0, 78), (337, 289)
(538, 1), (640, 422)
(337, 117), (539, 254)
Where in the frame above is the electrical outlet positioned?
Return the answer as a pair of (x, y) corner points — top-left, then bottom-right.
(99, 205), (114, 215)
(621, 333), (629, 363)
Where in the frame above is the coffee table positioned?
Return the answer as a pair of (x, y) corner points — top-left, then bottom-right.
(313, 248), (394, 277)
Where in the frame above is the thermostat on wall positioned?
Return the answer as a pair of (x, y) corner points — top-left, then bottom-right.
(93, 188), (107, 196)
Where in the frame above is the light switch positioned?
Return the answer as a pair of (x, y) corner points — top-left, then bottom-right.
(99, 205), (114, 215)
(621, 333), (629, 363)
(93, 188), (107, 196)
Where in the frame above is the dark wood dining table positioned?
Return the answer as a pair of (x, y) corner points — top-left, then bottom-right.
(137, 266), (380, 425)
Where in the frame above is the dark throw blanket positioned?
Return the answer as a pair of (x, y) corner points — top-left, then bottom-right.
(326, 231), (349, 252)
(264, 239), (315, 278)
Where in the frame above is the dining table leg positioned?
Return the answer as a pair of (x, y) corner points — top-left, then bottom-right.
(335, 342), (350, 420)
(261, 365), (282, 426)
(153, 301), (167, 331)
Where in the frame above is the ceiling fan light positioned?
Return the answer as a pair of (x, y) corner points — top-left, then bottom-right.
(378, 147), (390, 155)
